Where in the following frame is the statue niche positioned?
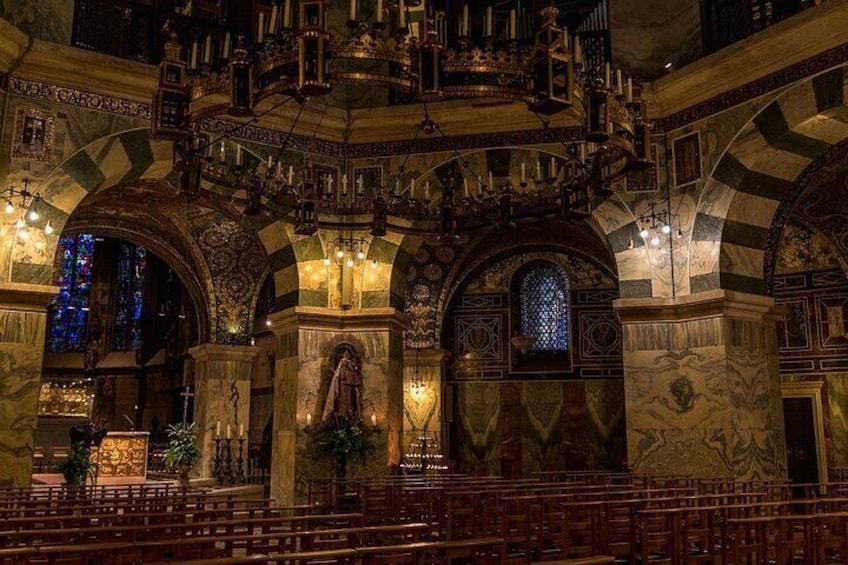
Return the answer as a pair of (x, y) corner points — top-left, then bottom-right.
(321, 344), (363, 423)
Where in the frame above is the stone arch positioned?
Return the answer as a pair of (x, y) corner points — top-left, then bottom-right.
(688, 65), (848, 296)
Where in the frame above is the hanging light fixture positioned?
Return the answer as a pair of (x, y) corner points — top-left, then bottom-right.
(2, 178), (54, 235)
(635, 202), (680, 249)
(411, 348), (424, 391)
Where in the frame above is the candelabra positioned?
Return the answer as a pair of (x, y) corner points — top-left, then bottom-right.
(1, 178), (54, 237)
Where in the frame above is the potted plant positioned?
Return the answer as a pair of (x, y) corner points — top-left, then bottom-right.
(164, 422), (201, 488)
(58, 443), (92, 487)
(312, 417), (372, 479)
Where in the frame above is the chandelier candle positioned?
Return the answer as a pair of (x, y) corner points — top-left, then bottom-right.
(283, 0), (291, 28)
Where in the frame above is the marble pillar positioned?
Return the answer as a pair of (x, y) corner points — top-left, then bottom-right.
(615, 290), (787, 480)
(268, 307), (408, 504)
(0, 283), (56, 487)
(402, 349), (447, 455)
(188, 344), (257, 479)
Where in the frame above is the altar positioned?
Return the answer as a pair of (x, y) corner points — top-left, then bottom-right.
(92, 432), (149, 485)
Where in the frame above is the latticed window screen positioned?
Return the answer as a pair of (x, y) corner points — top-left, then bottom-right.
(49, 234), (95, 353)
(520, 264), (569, 351)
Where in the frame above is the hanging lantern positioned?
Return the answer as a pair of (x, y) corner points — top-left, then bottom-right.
(371, 193), (388, 237)
(152, 32), (190, 141)
(586, 85), (612, 142)
(298, 1), (332, 97)
(528, 7), (573, 116)
(229, 34), (255, 117)
(418, 23), (445, 102)
(632, 101), (654, 168)
(294, 163), (318, 235)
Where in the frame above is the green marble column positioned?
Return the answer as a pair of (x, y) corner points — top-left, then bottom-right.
(402, 349), (447, 455)
(268, 307), (408, 504)
(0, 283), (56, 487)
(615, 290), (787, 480)
(188, 344), (257, 479)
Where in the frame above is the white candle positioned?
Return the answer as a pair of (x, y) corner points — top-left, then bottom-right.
(349, 0), (357, 21)
(239, 423), (244, 438)
(409, 178), (414, 197)
(267, 155), (273, 168)
(536, 159), (542, 179)
(616, 69), (623, 96)
(626, 78), (634, 104)
(203, 35), (212, 64)
(236, 144), (243, 166)
(258, 12), (265, 43)
(276, 162), (282, 179)
(288, 166), (294, 185)
(425, 181), (430, 200)
(283, 0), (291, 28)
(270, 4), (278, 32)
(604, 63), (611, 89)
(371, 414), (377, 427)
(223, 32), (231, 59)
(190, 40), (198, 69)
(509, 10), (516, 39)
(342, 174), (348, 194)
(399, 0), (406, 28)
(306, 413), (312, 426)
(216, 421), (221, 437)
(463, 178), (469, 198)
(574, 35), (582, 65)
(226, 424), (231, 439)
(462, 4), (469, 36)
(376, 0), (383, 23)
(520, 162), (526, 183)
(219, 141), (225, 160)
(357, 176), (363, 193)
(486, 6), (493, 36)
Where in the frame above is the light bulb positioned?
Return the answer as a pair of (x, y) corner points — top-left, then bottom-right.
(346, 257), (354, 268)
(28, 209), (39, 221)
(44, 221), (54, 235)
(336, 249), (345, 259)
(651, 236), (660, 246)
(17, 227), (29, 240)
(323, 256), (331, 266)
(15, 217), (25, 229)
(4, 201), (13, 214)
(639, 228), (649, 239)
(357, 250), (365, 260)
(265, 319), (272, 327)
(370, 260), (378, 270)
(662, 224), (671, 234)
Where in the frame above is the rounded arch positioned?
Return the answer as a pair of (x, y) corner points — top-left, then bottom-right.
(688, 65), (848, 296)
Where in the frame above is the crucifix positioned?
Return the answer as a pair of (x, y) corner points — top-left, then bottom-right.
(180, 385), (194, 426)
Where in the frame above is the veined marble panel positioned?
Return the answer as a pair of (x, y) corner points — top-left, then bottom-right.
(455, 382), (501, 475)
(826, 374), (848, 467)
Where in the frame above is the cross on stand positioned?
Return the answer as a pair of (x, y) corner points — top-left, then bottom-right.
(180, 386), (194, 426)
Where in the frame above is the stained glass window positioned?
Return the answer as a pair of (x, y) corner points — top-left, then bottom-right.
(520, 263), (569, 351)
(48, 234), (95, 352)
(113, 242), (147, 351)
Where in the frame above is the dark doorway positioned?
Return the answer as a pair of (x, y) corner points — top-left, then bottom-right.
(783, 397), (820, 491)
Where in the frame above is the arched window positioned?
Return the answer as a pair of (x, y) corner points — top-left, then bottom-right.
(112, 241), (147, 351)
(518, 262), (570, 353)
(48, 234), (95, 353)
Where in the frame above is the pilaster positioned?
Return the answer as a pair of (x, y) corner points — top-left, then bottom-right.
(614, 289), (787, 480)
(402, 348), (449, 456)
(0, 283), (57, 487)
(188, 343), (257, 479)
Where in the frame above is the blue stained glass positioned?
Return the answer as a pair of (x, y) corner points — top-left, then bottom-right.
(48, 234), (95, 352)
(113, 242), (147, 351)
(520, 264), (569, 351)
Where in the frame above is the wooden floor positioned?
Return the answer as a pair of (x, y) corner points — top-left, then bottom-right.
(1, 473), (847, 564)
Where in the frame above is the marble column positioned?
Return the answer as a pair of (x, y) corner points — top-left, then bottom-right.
(268, 307), (408, 504)
(402, 349), (448, 456)
(0, 283), (57, 487)
(188, 344), (257, 479)
(614, 290), (787, 480)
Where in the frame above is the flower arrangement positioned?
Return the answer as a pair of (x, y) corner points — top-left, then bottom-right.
(310, 416), (376, 478)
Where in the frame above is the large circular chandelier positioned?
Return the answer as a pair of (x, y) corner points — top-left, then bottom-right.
(151, 1), (653, 237)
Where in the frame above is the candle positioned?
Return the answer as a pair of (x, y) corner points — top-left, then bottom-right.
(550, 156), (556, 178)
(239, 423), (244, 438)
(216, 421), (221, 437)
(520, 162), (526, 183)
(219, 141), (225, 161)
(223, 32), (231, 59)
(349, 0), (357, 21)
(284, 0), (291, 28)
(604, 62), (611, 89)
(462, 4), (469, 36)
(190, 40), (198, 69)
(399, 0), (406, 28)
(270, 4), (278, 32)
(288, 165), (294, 185)
(509, 10), (516, 39)
(342, 174), (349, 194)
(267, 155), (273, 169)
(376, 0), (383, 23)
(574, 35), (582, 65)
(258, 12), (265, 43)
(616, 69), (623, 96)
(626, 77), (634, 104)
(425, 181), (430, 200)
(536, 159), (542, 180)
(357, 175), (363, 193)
(486, 6), (493, 36)
(226, 424), (231, 439)
(488, 171), (493, 189)
(203, 35), (212, 64)
(409, 178), (414, 197)
(236, 144), (243, 166)
(326, 175), (334, 193)
(306, 413), (312, 426)
(371, 414), (377, 427)
(463, 178), (469, 198)
(276, 161), (282, 179)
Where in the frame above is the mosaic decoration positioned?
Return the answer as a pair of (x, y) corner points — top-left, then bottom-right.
(672, 131), (702, 187)
(11, 107), (56, 162)
(48, 234), (95, 353)
(112, 241), (147, 351)
(94, 434), (149, 479)
(519, 263), (569, 352)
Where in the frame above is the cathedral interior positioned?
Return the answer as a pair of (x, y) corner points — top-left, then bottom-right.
(1, 0), (848, 515)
